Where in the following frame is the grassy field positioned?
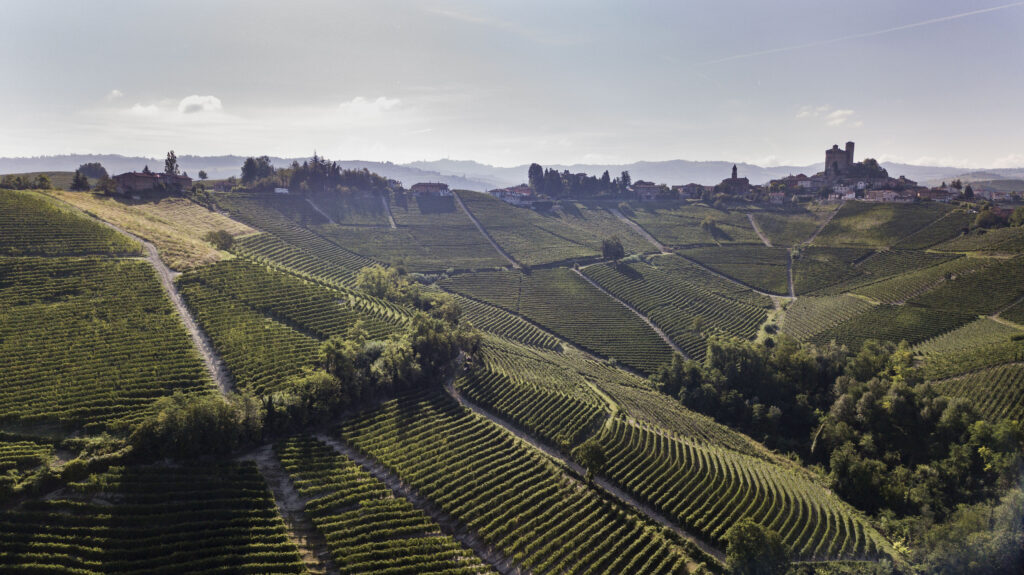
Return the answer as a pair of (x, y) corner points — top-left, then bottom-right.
(45, 190), (254, 270)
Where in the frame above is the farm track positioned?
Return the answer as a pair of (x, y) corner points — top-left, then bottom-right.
(609, 208), (670, 253)
(313, 431), (525, 575)
(673, 253), (790, 300)
(571, 268), (687, 358)
(305, 198), (336, 224)
(444, 379), (725, 566)
(44, 195), (236, 396)
(453, 191), (520, 269)
(788, 249), (796, 297)
(747, 213), (773, 247)
(381, 195), (397, 228)
(803, 203), (842, 245)
(240, 445), (340, 575)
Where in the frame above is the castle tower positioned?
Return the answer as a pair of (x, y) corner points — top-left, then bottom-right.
(845, 141), (855, 165)
(731, 164), (738, 179)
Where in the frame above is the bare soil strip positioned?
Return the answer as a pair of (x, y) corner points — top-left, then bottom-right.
(381, 195), (397, 228)
(305, 198), (337, 224)
(609, 207), (670, 253)
(452, 191), (520, 268)
(748, 213), (773, 247)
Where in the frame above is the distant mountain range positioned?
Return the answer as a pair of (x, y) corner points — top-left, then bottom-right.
(3, 154), (1022, 192)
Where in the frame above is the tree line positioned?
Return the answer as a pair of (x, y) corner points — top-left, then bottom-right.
(527, 163), (636, 198)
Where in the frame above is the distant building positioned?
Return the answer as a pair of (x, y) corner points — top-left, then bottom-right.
(673, 183), (706, 199)
(768, 192), (785, 204)
(632, 180), (663, 201)
(112, 171), (192, 194)
(917, 188), (955, 202)
(825, 142), (855, 179)
(717, 164), (751, 195)
(489, 184), (533, 206)
(410, 182), (451, 197)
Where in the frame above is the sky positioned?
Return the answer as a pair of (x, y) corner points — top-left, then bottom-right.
(1, 0), (1023, 168)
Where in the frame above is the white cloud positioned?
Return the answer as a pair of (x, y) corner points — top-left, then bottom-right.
(991, 153), (1024, 169)
(796, 105), (862, 127)
(178, 95), (223, 114)
(795, 105), (829, 119)
(826, 109), (855, 126)
(338, 96), (401, 119)
(129, 103), (159, 115)
(106, 89), (124, 100)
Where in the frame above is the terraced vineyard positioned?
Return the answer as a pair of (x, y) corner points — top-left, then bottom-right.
(0, 435), (53, 493)
(233, 232), (360, 286)
(750, 207), (834, 247)
(780, 295), (876, 343)
(0, 257), (211, 430)
(452, 294), (561, 350)
(852, 255), (991, 304)
(909, 255), (1024, 315)
(1002, 298), (1024, 325)
(440, 268), (675, 373)
(931, 363), (1024, 422)
(812, 250), (961, 295)
(624, 203), (760, 247)
(593, 419), (889, 559)
(919, 337), (1024, 381)
(455, 191), (601, 266)
(178, 278), (321, 394)
(0, 463), (307, 574)
(812, 201), (951, 247)
(307, 189), (390, 226)
(560, 202), (657, 254)
(178, 258), (400, 341)
(934, 224), (1024, 253)
(678, 245), (791, 294)
(582, 255), (772, 360)
(0, 189), (141, 256)
(790, 247), (874, 294)
(809, 304), (975, 351)
(914, 317), (1024, 357)
(893, 209), (973, 249)
(337, 390), (697, 574)
(275, 436), (495, 574)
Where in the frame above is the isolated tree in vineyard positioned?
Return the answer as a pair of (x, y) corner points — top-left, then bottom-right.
(602, 236), (625, 260)
(724, 518), (789, 575)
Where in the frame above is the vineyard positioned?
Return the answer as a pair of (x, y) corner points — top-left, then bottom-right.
(455, 191), (601, 266)
(893, 209), (973, 249)
(275, 436), (495, 574)
(439, 268), (675, 373)
(0, 463), (307, 574)
(0, 257), (211, 430)
(1002, 298), (1024, 325)
(780, 295), (876, 342)
(790, 247), (874, 294)
(582, 255), (772, 360)
(449, 294), (561, 350)
(809, 250), (961, 296)
(913, 317), (1024, 357)
(336, 390), (697, 574)
(307, 189), (390, 226)
(909, 255), (1024, 315)
(677, 245), (791, 294)
(930, 363), (1024, 423)
(809, 304), (975, 351)
(851, 255), (990, 304)
(593, 419), (890, 560)
(0, 435), (53, 494)
(623, 203), (760, 247)
(934, 224), (1024, 253)
(749, 207), (834, 247)
(0, 189), (141, 256)
(812, 201), (950, 247)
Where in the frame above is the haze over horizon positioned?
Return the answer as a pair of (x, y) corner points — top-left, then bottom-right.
(3, 0), (1023, 169)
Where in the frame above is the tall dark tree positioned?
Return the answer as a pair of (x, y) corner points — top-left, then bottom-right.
(164, 150), (179, 175)
(724, 518), (789, 575)
(602, 236), (625, 260)
(241, 156), (275, 183)
(142, 165), (152, 174)
(69, 170), (90, 191)
(197, 170), (208, 180)
(964, 184), (974, 199)
(77, 162), (108, 179)
(528, 163), (544, 195)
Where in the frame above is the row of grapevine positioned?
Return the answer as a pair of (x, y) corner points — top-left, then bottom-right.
(811, 250), (961, 296)
(275, 436), (495, 574)
(893, 209), (974, 249)
(336, 390), (696, 574)
(0, 463), (306, 574)
(582, 255), (771, 360)
(852, 255), (991, 304)
(919, 338), (1024, 381)
(781, 296), (876, 342)
(934, 224), (1024, 253)
(441, 268), (675, 373)
(931, 363), (1024, 422)
(0, 257), (211, 430)
(475, 336), (609, 402)
(622, 203), (761, 247)
(307, 189), (390, 226)
(909, 255), (1024, 315)
(178, 258), (399, 341)
(177, 280), (320, 394)
(1002, 298), (1024, 325)
(0, 189), (141, 256)
(913, 317), (1024, 357)
(451, 294), (561, 350)
(455, 191), (600, 266)
(678, 245), (791, 295)
(234, 232), (359, 286)
(593, 418), (890, 560)
(791, 247), (875, 294)
(812, 201), (951, 248)
(749, 207), (834, 247)
(809, 304), (975, 351)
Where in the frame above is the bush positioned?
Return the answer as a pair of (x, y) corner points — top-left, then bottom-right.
(204, 229), (234, 250)
(724, 518), (789, 575)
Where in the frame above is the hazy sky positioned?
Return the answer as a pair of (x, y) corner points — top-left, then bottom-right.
(2, 0), (1022, 167)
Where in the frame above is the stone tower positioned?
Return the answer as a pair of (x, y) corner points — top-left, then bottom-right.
(845, 141), (855, 165)
(731, 164), (738, 179)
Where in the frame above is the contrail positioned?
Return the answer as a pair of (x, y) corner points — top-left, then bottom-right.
(697, 1), (1024, 66)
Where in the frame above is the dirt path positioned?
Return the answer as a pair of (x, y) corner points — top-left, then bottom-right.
(313, 433), (524, 575)
(572, 268), (688, 359)
(240, 446), (339, 575)
(995, 292), (1024, 321)
(609, 208), (669, 253)
(45, 197), (236, 396)
(803, 203), (842, 245)
(380, 195), (397, 229)
(305, 198), (336, 225)
(787, 249), (796, 297)
(444, 381), (726, 565)
(453, 191), (520, 269)
(747, 213), (773, 247)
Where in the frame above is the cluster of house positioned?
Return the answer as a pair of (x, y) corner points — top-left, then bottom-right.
(111, 171), (192, 195)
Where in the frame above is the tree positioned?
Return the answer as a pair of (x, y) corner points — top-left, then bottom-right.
(574, 437), (606, 479)
(70, 170), (90, 191)
(601, 236), (625, 260)
(77, 162), (107, 179)
(723, 518), (789, 575)
(1010, 206), (1024, 227)
(164, 150), (180, 175)
(33, 174), (52, 189)
(620, 170), (631, 194)
(963, 184), (974, 199)
(241, 156), (275, 184)
(198, 170), (208, 180)
(142, 165), (152, 175)
(93, 176), (117, 195)
(528, 163), (544, 195)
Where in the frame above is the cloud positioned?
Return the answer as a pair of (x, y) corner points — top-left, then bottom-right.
(106, 89), (124, 100)
(338, 96), (401, 119)
(129, 103), (159, 115)
(991, 153), (1024, 169)
(796, 105), (862, 127)
(178, 95), (223, 114)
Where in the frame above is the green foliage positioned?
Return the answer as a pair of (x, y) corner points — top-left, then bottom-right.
(813, 202), (951, 248)
(69, 169), (90, 191)
(197, 169), (208, 180)
(0, 189), (141, 255)
(974, 208), (1006, 229)
(164, 149), (179, 175)
(574, 436), (606, 478)
(129, 392), (254, 460)
(913, 487), (1024, 574)
(76, 162), (108, 179)
(204, 228), (234, 250)
(724, 518), (789, 575)
(241, 155), (275, 183)
(602, 236), (625, 260)
(680, 245), (791, 294)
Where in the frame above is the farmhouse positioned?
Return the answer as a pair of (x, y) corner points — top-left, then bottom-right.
(632, 180), (664, 201)
(112, 171), (192, 194)
(410, 182), (451, 197)
(489, 184), (534, 206)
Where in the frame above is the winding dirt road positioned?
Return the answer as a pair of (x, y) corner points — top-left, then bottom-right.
(748, 213), (773, 247)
